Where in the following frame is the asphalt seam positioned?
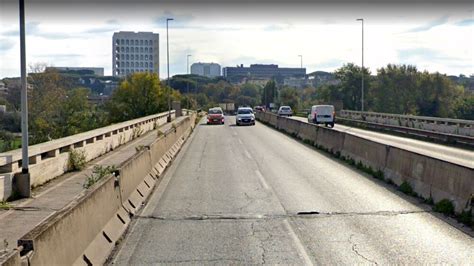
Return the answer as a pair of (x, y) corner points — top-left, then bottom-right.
(133, 210), (430, 221)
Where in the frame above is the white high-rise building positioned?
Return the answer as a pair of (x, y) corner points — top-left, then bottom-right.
(191, 62), (221, 77)
(112, 31), (159, 77)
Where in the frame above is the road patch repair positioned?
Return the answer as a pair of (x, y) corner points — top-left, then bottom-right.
(0, 113), (197, 265)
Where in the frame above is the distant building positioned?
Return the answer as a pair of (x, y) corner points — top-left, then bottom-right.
(223, 64), (305, 83)
(190, 63), (221, 77)
(283, 77), (313, 88)
(112, 31), (159, 77)
(49, 67), (104, 76)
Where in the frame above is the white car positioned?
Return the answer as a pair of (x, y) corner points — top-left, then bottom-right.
(278, 106), (293, 116)
(236, 107), (255, 126)
(307, 105), (335, 127)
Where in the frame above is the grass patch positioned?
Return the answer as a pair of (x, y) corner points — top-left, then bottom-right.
(457, 210), (472, 227)
(83, 165), (117, 189)
(399, 181), (415, 196)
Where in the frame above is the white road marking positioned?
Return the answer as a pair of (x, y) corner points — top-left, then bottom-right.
(238, 138), (243, 145)
(283, 219), (314, 266)
(255, 170), (269, 190)
(244, 150), (252, 159)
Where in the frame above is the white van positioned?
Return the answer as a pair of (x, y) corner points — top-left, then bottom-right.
(307, 105), (335, 127)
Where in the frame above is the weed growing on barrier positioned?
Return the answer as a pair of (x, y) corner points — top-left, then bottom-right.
(135, 145), (146, 153)
(83, 165), (117, 189)
(433, 199), (455, 215)
(68, 149), (87, 171)
(399, 181), (416, 196)
(0, 200), (12, 210)
(457, 210), (472, 227)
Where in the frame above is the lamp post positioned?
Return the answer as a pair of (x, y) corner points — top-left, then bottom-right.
(166, 18), (174, 122)
(298, 55), (303, 69)
(18, 0), (30, 197)
(187, 54), (192, 111)
(356, 18), (364, 112)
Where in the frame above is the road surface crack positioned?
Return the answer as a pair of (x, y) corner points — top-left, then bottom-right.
(349, 234), (378, 265)
(134, 210), (430, 221)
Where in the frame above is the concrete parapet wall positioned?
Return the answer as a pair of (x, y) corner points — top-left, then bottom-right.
(339, 110), (474, 137)
(255, 111), (473, 213)
(0, 111), (175, 201)
(10, 113), (197, 266)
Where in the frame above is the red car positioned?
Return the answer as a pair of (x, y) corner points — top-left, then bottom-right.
(207, 107), (225, 125)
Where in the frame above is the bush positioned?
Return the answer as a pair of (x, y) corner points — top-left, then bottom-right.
(433, 199), (455, 215)
(83, 165), (117, 189)
(457, 210), (472, 226)
(399, 181), (414, 195)
(68, 149), (87, 171)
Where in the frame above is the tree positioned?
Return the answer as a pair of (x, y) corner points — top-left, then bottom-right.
(262, 80), (277, 108)
(279, 87), (300, 111)
(334, 63), (370, 110)
(107, 72), (166, 123)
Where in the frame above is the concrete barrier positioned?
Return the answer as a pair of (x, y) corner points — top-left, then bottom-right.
(0, 250), (21, 266)
(0, 111), (176, 201)
(11, 113), (197, 266)
(256, 111), (473, 213)
(341, 134), (389, 172)
(18, 174), (123, 265)
(385, 147), (474, 211)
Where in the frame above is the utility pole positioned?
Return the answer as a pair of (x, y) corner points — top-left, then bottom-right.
(356, 18), (364, 112)
(19, 0), (30, 197)
(166, 18), (174, 122)
(187, 54), (192, 111)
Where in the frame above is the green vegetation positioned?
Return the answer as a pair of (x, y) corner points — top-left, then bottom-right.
(433, 199), (455, 215)
(83, 165), (117, 189)
(0, 200), (12, 210)
(68, 149), (87, 171)
(399, 181), (415, 196)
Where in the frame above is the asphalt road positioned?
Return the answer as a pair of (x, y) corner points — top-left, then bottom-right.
(291, 116), (474, 168)
(110, 117), (473, 265)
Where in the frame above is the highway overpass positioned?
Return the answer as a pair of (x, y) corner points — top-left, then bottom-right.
(1, 111), (473, 265)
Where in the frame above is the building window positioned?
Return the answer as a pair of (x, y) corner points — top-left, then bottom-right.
(116, 54), (120, 60)
(126, 47), (129, 52)
(126, 39), (129, 45)
(140, 62), (143, 67)
(131, 54), (134, 60)
(120, 39), (124, 45)
(145, 47), (148, 53)
(150, 47), (153, 53)
(115, 39), (119, 45)
(140, 55), (143, 60)
(140, 40), (144, 45)
(150, 55), (153, 60)
(135, 40), (138, 45)
(145, 40), (148, 45)
(126, 54), (129, 60)
(145, 55), (148, 60)
(120, 47), (124, 52)
(139, 47), (143, 53)
(145, 62), (148, 68)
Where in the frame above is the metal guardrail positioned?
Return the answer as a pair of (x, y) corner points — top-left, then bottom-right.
(339, 110), (474, 137)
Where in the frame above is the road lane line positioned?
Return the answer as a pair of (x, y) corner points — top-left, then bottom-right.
(244, 150), (252, 159)
(255, 170), (269, 190)
(283, 219), (314, 266)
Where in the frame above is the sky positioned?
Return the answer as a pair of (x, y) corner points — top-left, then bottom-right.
(0, 0), (473, 79)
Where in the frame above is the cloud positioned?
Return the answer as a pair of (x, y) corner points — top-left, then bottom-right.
(82, 19), (121, 34)
(2, 21), (40, 37)
(153, 11), (195, 29)
(263, 23), (293, 31)
(0, 39), (15, 51)
(397, 48), (459, 62)
(317, 59), (344, 69)
(455, 19), (474, 26)
(407, 16), (448, 32)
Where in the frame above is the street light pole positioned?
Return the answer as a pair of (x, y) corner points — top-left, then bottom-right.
(19, 0), (30, 197)
(356, 18), (364, 112)
(298, 55), (303, 69)
(166, 18), (174, 122)
(187, 54), (192, 111)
